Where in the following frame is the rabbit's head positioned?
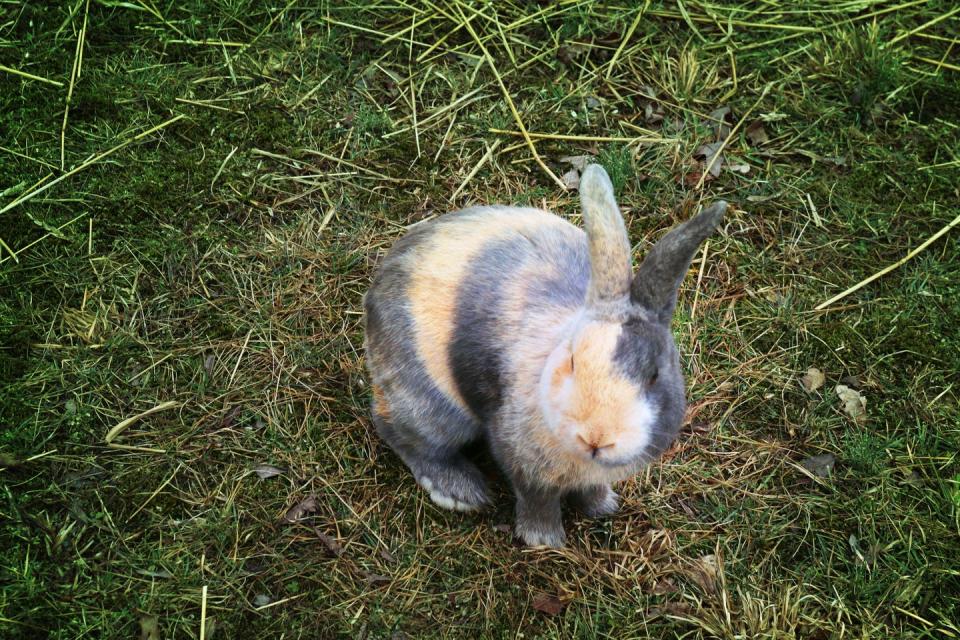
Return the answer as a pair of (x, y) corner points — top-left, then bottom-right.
(538, 164), (725, 470)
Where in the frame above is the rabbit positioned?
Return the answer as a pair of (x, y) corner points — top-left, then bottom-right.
(363, 163), (725, 547)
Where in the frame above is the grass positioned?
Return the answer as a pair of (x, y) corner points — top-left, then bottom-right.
(1, 1), (959, 638)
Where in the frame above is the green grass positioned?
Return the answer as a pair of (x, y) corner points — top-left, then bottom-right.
(2, 1), (959, 638)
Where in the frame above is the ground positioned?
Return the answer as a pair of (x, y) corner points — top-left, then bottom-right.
(1, 2), (959, 639)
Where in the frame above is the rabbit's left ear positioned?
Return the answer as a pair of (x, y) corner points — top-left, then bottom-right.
(630, 201), (726, 322)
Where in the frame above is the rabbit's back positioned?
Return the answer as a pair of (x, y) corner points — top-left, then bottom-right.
(365, 206), (589, 430)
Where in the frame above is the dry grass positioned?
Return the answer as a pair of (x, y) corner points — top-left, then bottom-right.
(1, 1), (959, 638)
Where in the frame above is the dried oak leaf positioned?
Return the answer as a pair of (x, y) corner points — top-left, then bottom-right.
(561, 168), (580, 190)
(688, 554), (720, 595)
(801, 367), (826, 392)
(694, 142), (724, 178)
(314, 528), (343, 557)
(282, 495), (319, 523)
(532, 593), (568, 616)
(709, 106), (732, 140)
(745, 120), (769, 146)
(835, 385), (866, 422)
(559, 155), (592, 171)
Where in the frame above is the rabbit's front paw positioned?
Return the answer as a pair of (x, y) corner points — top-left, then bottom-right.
(515, 516), (566, 548)
(571, 485), (619, 518)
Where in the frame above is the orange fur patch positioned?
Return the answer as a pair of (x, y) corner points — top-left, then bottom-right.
(372, 383), (392, 422)
(557, 323), (637, 449)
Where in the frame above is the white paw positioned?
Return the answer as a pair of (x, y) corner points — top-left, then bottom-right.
(418, 476), (486, 512)
(515, 523), (566, 548)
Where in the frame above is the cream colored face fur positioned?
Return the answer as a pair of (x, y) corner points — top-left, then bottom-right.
(539, 319), (655, 466)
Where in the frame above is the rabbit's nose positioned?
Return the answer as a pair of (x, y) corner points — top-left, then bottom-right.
(577, 434), (615, 457)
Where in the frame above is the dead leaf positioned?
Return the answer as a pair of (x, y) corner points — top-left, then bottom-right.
(726, 162), (751, 174)
(561, 168), (580, 190)
(801, 367), (826, 392)
(694, 142), (724, 178)
(313, 528), (343, 557)
(559, 155), (591, 171)
(709, 106), (732, 140)
(282, 495), (319, 523)
(139, 614), (160, 640)
(253, 464), (286, 479)
(379, 548), (397, 564)
(203, 354), (216, 376)
(682, 170), (705, 187)
(801, 453), (836, 478)
(222, 405), (242, 428)
(253, 594), (272, 608)
(688, 554), (719, 595)
(493, 523), (512, 534)
(532, 593), (567, 616)
(745, 120), (769, 146)
(835, 385), (866, 422)
(362, 570), (390, 585)
(651, 578), (678, 595)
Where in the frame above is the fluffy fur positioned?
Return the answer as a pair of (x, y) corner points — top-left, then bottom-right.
(363, 164), (725, 547)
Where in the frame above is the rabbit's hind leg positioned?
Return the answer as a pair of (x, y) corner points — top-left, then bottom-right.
(371, 401), (490, 512)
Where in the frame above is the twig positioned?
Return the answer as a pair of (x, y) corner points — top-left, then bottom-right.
(0, 64), (64, 87)
(0, 113), (186, 222)
(61, 0), (91, 170)
(489, 128), (673, 144)
(105, 400), (182, 443)
(606, 1), (650, 79)
(815, 206), (960, 311)
(451, 139), (501, 199)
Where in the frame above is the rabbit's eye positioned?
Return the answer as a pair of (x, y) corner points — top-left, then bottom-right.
(648, 368), (659, 386)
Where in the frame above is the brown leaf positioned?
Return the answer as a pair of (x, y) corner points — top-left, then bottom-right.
(801, 367), (826, 392)
(139, 614), (160, 640)
(222, 405), (242, 428)
(253, 464), (286, 479)
(694, 142), (724, 178)
(362, 570), (390, 585)
(709, 106), (732, 140)
(379, 548), (397, 564)
(745, 120), (769, 146)
(282, 495), (319, 523)
(688, 554), (719, 595)
(561, 168), (580, 190)
(532, 593), (568, 616)
(313, 528), (343, 557)
(801, 453), (836, 478)
(835, 385), (866, 422)
(651, 578), (678, 595)
(559, 155), (592, 171)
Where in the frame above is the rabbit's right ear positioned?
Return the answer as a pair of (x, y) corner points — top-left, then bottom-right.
(630, 201), (726, 323)
(579, 164), (632, 306)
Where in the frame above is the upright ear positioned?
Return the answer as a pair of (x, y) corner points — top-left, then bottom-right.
(630, 201), (726, 322)
(579, 164), (632, 306)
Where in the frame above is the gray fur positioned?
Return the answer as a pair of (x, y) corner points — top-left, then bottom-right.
(630, 201), (727, 322)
